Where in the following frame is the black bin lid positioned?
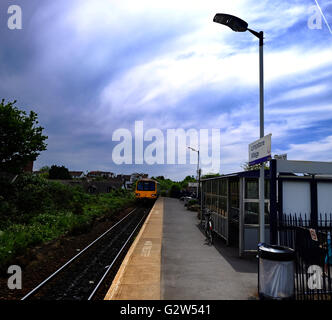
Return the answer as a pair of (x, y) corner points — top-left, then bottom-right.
(258, 243), (295, 261)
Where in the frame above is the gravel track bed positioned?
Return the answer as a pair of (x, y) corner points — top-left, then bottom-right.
(25, 205), (152, 300)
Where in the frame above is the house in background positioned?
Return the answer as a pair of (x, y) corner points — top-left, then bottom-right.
(117, 174), (131, 181)
(117, 174), (131, 189)
(130, 173), (148, 183)
(122, 173), (149, 190)
(83, 179), (123, 194)
(87, 171), (115, 179)
(61, 178), (123, 194)
(69, 171), (85, 179)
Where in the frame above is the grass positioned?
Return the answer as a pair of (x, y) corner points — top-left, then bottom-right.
(0, 191), (135, 272)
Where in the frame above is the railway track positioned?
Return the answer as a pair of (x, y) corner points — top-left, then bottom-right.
(21, 205), (152, 300)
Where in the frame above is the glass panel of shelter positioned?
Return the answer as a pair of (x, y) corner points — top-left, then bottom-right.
(204, 178), (228, 216)
(218, 179), (227, 217)
(229, 179), (240, 222)
(243, 178), (270, 225)
(206, 180), (212, 210)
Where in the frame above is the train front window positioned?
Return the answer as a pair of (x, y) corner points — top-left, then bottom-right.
(137, 181), (155, 191)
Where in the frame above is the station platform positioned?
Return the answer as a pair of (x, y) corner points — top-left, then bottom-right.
(104, 197), (258, 300)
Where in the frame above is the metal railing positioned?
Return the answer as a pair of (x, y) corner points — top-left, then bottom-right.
(278, 213), (332, 300)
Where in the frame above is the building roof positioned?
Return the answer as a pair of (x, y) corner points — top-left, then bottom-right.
(119, 174), (131, 180)
(201, 169), (270, 181)
(69, 171), (84, 176)
(87, 171), (113, 175)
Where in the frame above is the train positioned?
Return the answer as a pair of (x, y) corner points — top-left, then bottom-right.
(135, 178), (160, 200)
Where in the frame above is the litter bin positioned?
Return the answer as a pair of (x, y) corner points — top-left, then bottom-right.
(258, 243), (295, 300)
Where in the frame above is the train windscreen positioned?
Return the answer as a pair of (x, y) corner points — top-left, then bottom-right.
(137, 181), (156, 191)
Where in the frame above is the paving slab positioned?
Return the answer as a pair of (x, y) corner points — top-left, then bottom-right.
(161, 198), (258, 300)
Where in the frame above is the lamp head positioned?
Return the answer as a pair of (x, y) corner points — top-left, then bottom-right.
(213, 13), (248, 32)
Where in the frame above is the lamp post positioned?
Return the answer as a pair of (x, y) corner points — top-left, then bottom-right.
(213, 13), (265, 243)
(188, 146), (200, 200)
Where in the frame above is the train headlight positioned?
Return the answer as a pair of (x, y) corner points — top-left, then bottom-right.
(151, 194), (156, 197)
(135, 193), (140, 196)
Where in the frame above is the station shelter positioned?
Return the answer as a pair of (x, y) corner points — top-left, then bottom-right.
(201, 160), (332, 256)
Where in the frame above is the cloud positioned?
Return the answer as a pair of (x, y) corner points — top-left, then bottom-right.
(285, 136), (332, 161)
(1, 0), (332, 179)
(268, 83), (329, 104)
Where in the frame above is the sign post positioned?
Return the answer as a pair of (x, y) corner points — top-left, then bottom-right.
(249, 134), (272, 243)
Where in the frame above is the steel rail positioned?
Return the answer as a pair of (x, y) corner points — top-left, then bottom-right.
(21, 207), (137, 300)
(87, 212), (148, 300)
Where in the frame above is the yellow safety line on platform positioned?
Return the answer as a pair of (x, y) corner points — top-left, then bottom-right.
(104, 198), (164, 300)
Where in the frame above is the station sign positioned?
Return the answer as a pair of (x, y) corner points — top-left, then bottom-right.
(249, 134), (272, 166)
(274, 153), (287, 160)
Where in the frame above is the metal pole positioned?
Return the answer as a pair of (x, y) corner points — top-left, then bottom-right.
(259, 31), (265, 243)
(198, 168), (201, 203)
(197, 150), (199, 199)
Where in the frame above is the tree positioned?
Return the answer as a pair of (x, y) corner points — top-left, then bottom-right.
(39, 166), (50, 173)
(179, 176), (195, 189)
(241, 162), (269, 171)
(183, 175), (196, 182)
(0, 99), (48, 174)
(201, 173), (221, 179)
(48, 165), (72, 180)
(38, 166), (50, 179)
(169, 184), (181, 198)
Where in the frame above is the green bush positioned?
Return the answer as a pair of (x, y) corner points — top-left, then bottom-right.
(0, 210), (89, 270)
(160, 191), (167, 197)
(0, 173), (136, 270)
(0, 174), (91, 227)
(187, 199), (198, 206)
(48, 165), (71, 180)
(170, 184), (181, 198)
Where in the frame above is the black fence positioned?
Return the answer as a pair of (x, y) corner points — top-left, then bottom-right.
(278, 214), (332, 300)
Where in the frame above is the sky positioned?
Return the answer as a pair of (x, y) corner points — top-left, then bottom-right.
(1, 0), (332, 180)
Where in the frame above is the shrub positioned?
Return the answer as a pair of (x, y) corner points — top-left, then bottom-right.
(48, 165), (71, 180)
(170, 184), (181, 198)
(187, 199), (198, 206)
(0, 175), (136, 270)
(0, 210), (89, 271)
(0, 174), (91, 227)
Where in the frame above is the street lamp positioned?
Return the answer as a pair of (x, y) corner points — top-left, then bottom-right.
(187, 146), (200, 201)
(213, 13), (265, 243)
